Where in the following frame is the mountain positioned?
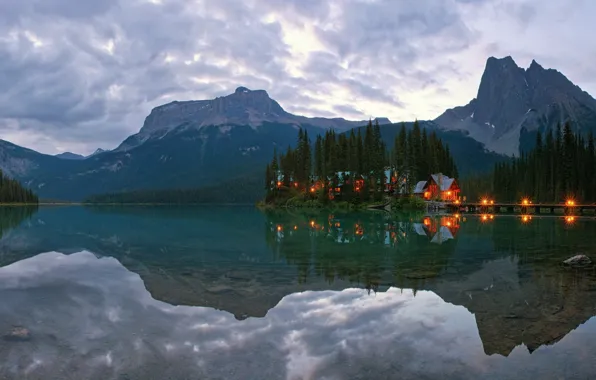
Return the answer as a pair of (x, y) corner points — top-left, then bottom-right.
(116, 86), (391, 152)
(55, 152), (85, 160)
(435, 56), (596, 156)
(0, 87), (504, 201)
(88, 148), (108, 157)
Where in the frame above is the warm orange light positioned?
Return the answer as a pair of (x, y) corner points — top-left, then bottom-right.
(482, 199), (488, 205)
(293, 225), (298, 230)
(277, 225), (283, 232)
(446, 221), (452, 227)
(447, 191), (452, 196)
(424, 191), (430, 198)
(521, 215), (531, 223)
(455, 214), (461, 219)
(454, 199), (461, 204)
(294, 182), (298, 187)
(423, 218), (431, 226)
(482, 214), (488, 221)
(490, 200), (494, 205)
(277, 181), (282, 187)
(490, 215), (494, 220)
(566, 199), (576, 206)
(565, 216), (576, 223)
(310, 187), (315, 193)
(310, 220), (315, 227)
(522, 199), (529, 206)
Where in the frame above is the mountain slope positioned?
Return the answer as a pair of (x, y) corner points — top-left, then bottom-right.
(435, 56), (596, 156)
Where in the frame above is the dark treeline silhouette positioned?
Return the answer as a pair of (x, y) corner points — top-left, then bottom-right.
(265, 120), (458, 203)
(460, 122), (596, 203)
(0, 170), (38, 203)
(494, 122), (595, 202)
(85, 175), (262, 204)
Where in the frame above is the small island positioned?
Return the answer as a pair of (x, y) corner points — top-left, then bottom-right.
(262, 120), (459, 210)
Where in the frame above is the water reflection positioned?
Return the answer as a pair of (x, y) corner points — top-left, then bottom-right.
(2, 207), (596, 361)
(2, 251), (596, 379)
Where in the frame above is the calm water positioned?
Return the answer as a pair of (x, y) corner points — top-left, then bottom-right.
(1, 206), (596, 379)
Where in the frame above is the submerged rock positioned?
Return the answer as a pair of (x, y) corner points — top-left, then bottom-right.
(563, 255), (592, 267)
(3, 326), (31, 341)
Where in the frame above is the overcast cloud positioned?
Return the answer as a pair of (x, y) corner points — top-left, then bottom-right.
(0, 0), (594, 154)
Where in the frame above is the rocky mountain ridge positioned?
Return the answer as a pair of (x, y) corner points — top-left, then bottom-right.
(116, 86), (391, 152)
(435, 56), (596, 155)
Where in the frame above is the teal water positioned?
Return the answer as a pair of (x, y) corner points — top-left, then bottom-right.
(1, 206), (596, 379)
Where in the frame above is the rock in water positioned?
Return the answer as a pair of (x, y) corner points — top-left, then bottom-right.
(3, 326), (31, 341)
(563, 255), (592, 267)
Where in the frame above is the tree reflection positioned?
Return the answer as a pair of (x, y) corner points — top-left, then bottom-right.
(264, 211), (461, 291)
(0, 206), (38, 240)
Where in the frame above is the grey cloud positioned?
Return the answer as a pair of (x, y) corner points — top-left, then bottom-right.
(0, 0), (594, 154)
(333, 104), (367, 119)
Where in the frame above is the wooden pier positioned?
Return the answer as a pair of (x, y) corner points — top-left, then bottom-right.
(447, 200), (595, 215)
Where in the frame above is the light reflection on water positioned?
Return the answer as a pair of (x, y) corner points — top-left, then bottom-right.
(1, 207), (596, 378)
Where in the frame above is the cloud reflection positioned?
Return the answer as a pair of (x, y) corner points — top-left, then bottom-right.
(1, 252), (596, 379)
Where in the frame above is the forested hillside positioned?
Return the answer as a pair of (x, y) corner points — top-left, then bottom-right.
(0, 170), (38, 203)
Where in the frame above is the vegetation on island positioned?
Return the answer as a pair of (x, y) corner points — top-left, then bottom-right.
(0, 170), (38, 204)
(462, 122), (596, 203)
(263, 119), (458, 209)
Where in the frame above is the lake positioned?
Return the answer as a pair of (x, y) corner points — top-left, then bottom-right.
(1, 206), (596, 379)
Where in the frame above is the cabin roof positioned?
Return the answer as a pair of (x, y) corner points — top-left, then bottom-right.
(430, 226), (454, 244)
(413, 181), (428, 194)
(430, 173), (456, 191)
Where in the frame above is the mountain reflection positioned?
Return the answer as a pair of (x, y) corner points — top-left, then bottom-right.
(2, 207), (596, 358)
(2, 251), (596, 380)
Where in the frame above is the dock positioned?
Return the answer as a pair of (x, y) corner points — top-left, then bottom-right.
(447, 199), (593, 215)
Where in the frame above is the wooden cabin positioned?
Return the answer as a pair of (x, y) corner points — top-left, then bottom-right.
(413, 173), (460, 202)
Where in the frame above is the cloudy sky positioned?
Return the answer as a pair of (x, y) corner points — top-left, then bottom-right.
(1, 0), (594, 155)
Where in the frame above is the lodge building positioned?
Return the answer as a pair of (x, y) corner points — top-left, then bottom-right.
(413, 173), (460, 202)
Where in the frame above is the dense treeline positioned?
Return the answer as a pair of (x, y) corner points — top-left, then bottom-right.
(265, 119), (458, 203)
(0, 170), (38, 203)
(85, 175), (263, 204)
(493, 122), (595, 202)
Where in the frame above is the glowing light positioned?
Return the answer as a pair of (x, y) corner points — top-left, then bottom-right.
(490, 200), (494, 205)
(482, 214), (488, 221)
(522, 199), (529, 206)
(293, 225), (298, 230)
(482, 199), (488, 205)
(423, 218), (431, 226)
(521, 215), (531, 223)
(424, 191), (431, 198)
(277, 181), (282, 187)
(276, 225), (282, 232)
(565, 216), (576, 223)
(310, 220), (315, 227)
(455, 214), (461, 219)
(447, 191), (452, 196)
(566, 199), (576, 206)
(294, 182), (299, 187)
(446, 221), (452, 227)
(454, 199), (460, 204)
(310, 187), (315, 193)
